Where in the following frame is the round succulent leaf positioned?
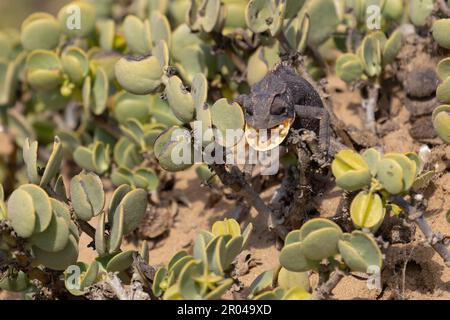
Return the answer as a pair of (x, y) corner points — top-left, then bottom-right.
(174, 46), (207, 84)
(150, 11), (172, 47)
(168, 250), (189, 270)
(332, 149), (369, 176)
(33, 234), (79, 271)
(224, 236), (244, 268)
(79, 173), (105, 217)
(153, 267), (168, 297)
(285, 230), (302, 245)
(19, 184), (52, 233)
(113, 92), (152, 124)
(171, 24), (203, 61)
(168, 255), (195, 285)
(300, 0), (341, 47)
(336, 53), (364, 83)
(362, 148), (381, 175)
(73, 146), (96, 172)
(70, 175), (93, 221)
(245, 0), (282, 34)
(40, 136), (63, 187)
(0, 60), (18, 106)
(432, 105), (450, 144)
(299, 218), (342, 241)
(375, 158), (404, 194)
(92, 141), (110, 174)
(432, 19), (450, 50)
(190, 72), (208, 106)
(383, 29), (403, 66)
(91, 67), (109, 115)
(97, 19), (115, 51)
(106, 250), (135, 272)
(50, 198), (71, 222)
(333, 168), (371, 192)
(280, 287), (311, 300)
(350, 191), (385, 230)
(210, 98), (245, 148)
(0, 271), (29, 292)
(134, 168), (159, 192)
(61, 47), (89, 84)
(212, 218), (241, 237)
(248, 270), (274, 298)
(115, 55), (163, 95)
(114, 138), (143, 168)
(22, 138), (40, 184)
(26, 49), (61, 71)
(28, 69), (61, 92)
(111, 167), (134, 189)
(200, 0), (222, 32)
(58, 1), (97, 37)
(30, 214), (69, 253)
(277, 267), (310, 292)
(107, 184), (131, 222)
(89, 50), (121, 81)
(25, 50), (62, 91)
(437, 58), (450, 81)
(95, 211), (106, 256)
(80, 260), (100, 289)
(409, 0), (434, 27)
(118, 188), (148, 235)
(21, 13), (60, 50)
(123, 15), (151, 55)
(178, 260), (203, 299)
(359, 34), (382, 77)
(279, 242), (316, 273)
(153, 40), (170, 69)
(149, 96), (184, 126)
(385, 153), (417, 192)
(338, 231), (382, 273)
(7, 189), (36, 238)
(247, 47), (270, 86)
(165, 75), (195, 123)
(382, 0), (403, 21)
(437, 78), (450, 104)
(204, 278), (234, 300)
(253, 289), (284, 300)
(154, 126), (194, 172)
(301, 227), (341, 261)
(108, 203), (124, 253)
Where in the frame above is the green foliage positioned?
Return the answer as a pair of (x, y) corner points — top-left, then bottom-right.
(152, 218), (252, 300)
(336, 30), (403, 83)
(332, 148), (434, 230)
(280, 218), (382, 274)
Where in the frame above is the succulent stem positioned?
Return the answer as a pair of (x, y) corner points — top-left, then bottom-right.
(393, 196), (450, 267)
(313, 269), (345, 300)
(362, 83), (379, 134)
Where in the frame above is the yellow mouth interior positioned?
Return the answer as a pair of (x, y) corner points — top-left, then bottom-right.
(245, 118), (294, 151)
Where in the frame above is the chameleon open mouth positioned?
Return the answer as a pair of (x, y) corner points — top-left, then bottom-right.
(244, 118), (294, 152)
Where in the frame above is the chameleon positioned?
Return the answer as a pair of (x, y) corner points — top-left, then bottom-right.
(236, 63), (331, 153)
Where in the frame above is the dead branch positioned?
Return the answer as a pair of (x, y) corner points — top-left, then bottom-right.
(211, 164), (289, 239)
(393, 196), (450, 267)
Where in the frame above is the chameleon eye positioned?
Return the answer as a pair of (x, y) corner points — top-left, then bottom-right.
(271, 99), (287, 116)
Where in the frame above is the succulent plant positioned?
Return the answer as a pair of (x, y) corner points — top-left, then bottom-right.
(336, 30), (403, 83)
(279, 218), (382, 277)
(248, 267), (311, 300)
(432, 105), (450, 144)
(0, 0), (449, 302)
(152, 218), (252, 300)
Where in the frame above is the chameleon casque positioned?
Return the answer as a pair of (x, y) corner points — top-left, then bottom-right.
(236, 64), (331, 153)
